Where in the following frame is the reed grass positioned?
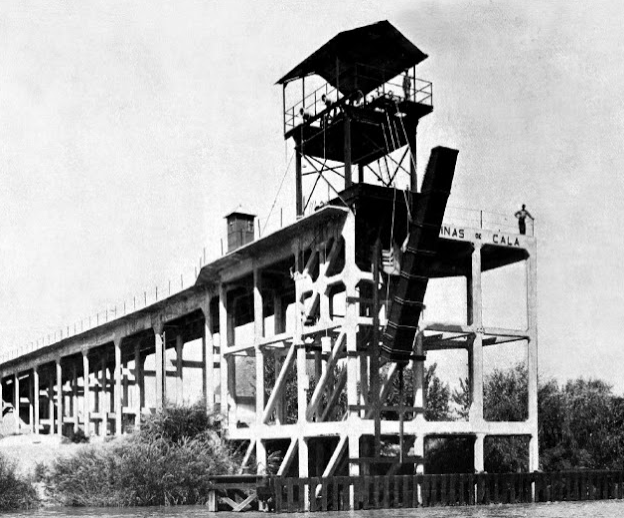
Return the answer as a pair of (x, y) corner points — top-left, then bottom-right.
(45, 403), (238, 506)
(0, 452), (39, 510)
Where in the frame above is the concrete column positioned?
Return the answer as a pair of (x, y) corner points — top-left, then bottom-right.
(71, 360), (79, 433)
(14, 373), (20, 433)
(527, 249), (539, 471)
(114, 337), (123, 434)
(343, 212), (360, 482)
(28, 373), (35, 433)
(134, 343), (143, 415)
(48, 374), (55, 434)
(33, 367), (39, 434)
(253, 267), (266, 473)
(469, 244), (484, 427)
(202, 300), (215, 413)
(154, 324), (164, 410)
(100, 355), (108, 435)
(56, 359), (63, 435)
(474, 433), (485, 473)
(82, 352), (90, 435)
(13, 372), (22, 433)
(175, 335), (183, 404)
(219, 284), (229, 421)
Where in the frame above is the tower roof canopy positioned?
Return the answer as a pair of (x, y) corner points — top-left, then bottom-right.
(276, 21), (427, 96)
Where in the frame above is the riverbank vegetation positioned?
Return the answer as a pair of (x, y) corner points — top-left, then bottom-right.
(42, 403), (238, 506)
(422, 363), (624, 473)
(0, 453), (39, 511)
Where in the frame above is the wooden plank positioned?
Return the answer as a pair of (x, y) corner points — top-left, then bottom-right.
(341, 477), (350, 511)
(458, 474), (465, 505)
(383, 475), (390, 508)
(297, 478), (305, 512)
(308, 477), (321, 513)
(274, 478), (283, 512)
(421, 474), (429, 507)
(332, 477), (339, 511)
(287, 478), (294, 512)
(402, 474), (410, 508)
(373, 476), (381, 508)
(321, 477), (328, 511)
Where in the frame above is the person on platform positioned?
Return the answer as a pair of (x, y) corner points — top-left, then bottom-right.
(514, 204), (534, 235)
(402, 72), (412, 100)
(321, 94), (334, 126)
(299, 107), (311, 122)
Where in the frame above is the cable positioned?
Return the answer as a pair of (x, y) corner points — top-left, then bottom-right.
(262, 151), (295, 235)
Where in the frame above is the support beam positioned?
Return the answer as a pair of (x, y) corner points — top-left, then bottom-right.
(344, 114), (352, 187)
(83, 351), (90, 435)
(277, 439), (298, 476)
(262, 343), (296, 423)
(14, 373), (20, 434)
(175, 334), (184, 404)
(72, 364), (78, 434)
(56, 359), (63, 435)
(474, 433), (485, 473)
(527, 250), (539, 471)
(134, 343), (143, 418)
(296, 149), (303, 217)
(202, 300), (215, 413)
(469, 244), (484, 428)
(33, 367), (39, 434)
(114, 337), (123, 434)
(100, 355), (108, 435)
(219, 284), (228, 420)
(253, 267), (266, 474)
(154, 324), (165, 411)
(48, 373), (55, 435)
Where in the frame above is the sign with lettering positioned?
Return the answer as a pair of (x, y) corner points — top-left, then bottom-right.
(439, 224), (525, 248)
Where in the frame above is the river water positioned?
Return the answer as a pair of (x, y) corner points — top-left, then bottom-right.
(7, 501), (624, 518)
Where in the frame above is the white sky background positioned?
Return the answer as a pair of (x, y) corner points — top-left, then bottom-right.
(1, 1), (624, 391)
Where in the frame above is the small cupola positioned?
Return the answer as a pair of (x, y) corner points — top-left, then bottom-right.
(225, 206), (256, 252)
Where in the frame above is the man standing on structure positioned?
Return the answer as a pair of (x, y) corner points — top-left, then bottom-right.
(515, 204), (534, 235)
(402, 72), (412, 100)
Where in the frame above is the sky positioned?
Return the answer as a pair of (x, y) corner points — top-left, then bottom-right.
(1, 1), (624, 391)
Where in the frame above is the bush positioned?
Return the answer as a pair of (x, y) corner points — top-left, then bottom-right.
(45, 403), (238, 506)
(0, 453), (39, 511)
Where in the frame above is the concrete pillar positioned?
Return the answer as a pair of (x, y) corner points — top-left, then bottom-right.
(469, 244), (484, 428)
(474, 433), (485, 473)
(100, 355), (108, 435)
(114, 337), (123, 434)
(82, 352), (90, 435)
(219, 284), (229, 421)
(72, 364), (78, 434)
(527, 249), (539, 471)
(175, 334), (183, 404)
(154, 324), (165, 410)
(202, 300), (215, 413)
(48, 373), (55, 434)
(134, 343), (143, 415)
(343, 212), (360, 484)
(28, 373), (35, 433)
(14, 373), (20, 433)
(33, 367), (39, 434)
(253, 267), (266, 473)
(56, 359), (63, 435)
